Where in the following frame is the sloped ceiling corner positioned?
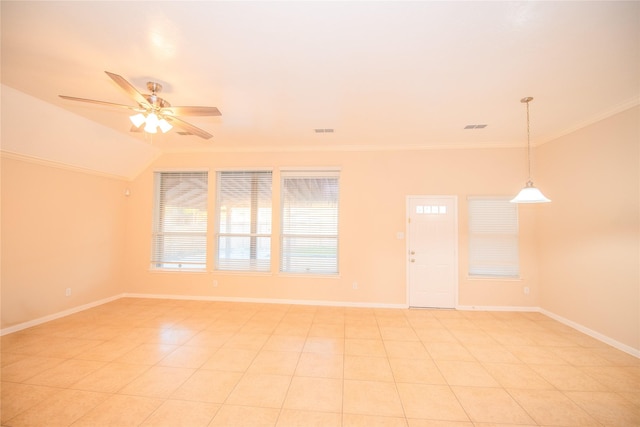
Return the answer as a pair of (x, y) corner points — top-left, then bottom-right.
(1, 85), (161, 180)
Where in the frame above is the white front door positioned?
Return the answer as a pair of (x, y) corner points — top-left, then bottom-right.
(407, 196), (458, 308)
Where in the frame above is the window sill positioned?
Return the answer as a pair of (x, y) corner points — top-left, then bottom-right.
(466, 275), (522, 282)
(149, 269), (208, 274)
(212, 270), (273, 277)
(278, 273), (341, 280)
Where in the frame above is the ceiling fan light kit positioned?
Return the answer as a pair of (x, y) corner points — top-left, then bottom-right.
(129, 110), (173, 134)
(59, 71), (221, 140)
(144, 113), (159, 134)
(511, 96), (551, 204)
(129, 113), (146, 128)
(158, 117), (173, 133)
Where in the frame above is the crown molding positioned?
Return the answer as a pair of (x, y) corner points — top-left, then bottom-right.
(536, 98), (640, 147)
(159, 141), (524, 155)
(1, 150), (131, 181)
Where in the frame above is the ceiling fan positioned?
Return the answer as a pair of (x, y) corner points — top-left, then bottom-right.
(59, 71), (221, 139)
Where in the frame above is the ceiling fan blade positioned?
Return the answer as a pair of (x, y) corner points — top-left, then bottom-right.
(104, 71), (151, 109)
(59, 95), (143, 111)
(161, 106), (221, 116)
(166, 116), (213, 140)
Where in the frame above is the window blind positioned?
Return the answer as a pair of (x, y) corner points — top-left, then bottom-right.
(468, 197), (519, 277)
(216, 171), (272, 272)
(280, 171), (339, 274)
(151, 171), (208, 270)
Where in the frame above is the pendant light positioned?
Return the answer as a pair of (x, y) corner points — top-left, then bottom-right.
(510, 97), (551, 203)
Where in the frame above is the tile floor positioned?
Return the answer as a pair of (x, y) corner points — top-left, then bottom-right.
(1, 297), (639, 426)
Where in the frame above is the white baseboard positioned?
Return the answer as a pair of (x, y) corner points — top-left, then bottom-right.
(540, 308), (640, 359)
(456, 305), (540, 312)
(0, 294), (125, 336)
(458, 305), (639, 358)
(123, 293), (409, 310)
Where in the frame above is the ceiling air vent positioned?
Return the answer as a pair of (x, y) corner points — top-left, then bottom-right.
(464, 124), (487, 129)
(314, 128), (335, 133)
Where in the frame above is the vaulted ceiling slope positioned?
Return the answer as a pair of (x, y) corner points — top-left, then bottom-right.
(1, 1), (638, 178)
(2, 85), (161, 180)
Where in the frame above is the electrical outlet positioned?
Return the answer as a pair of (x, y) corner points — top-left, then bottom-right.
(352, 282), (358, 290)
(523, 286), (530, 295)
(213, 280), (218, 287)
(65, 288), (72, 297)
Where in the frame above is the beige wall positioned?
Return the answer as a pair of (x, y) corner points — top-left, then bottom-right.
(3, 103), (637, 354)
(537, 106), (640, 351)
(1, 155), (128, 328)
(123, 148), (539, 308)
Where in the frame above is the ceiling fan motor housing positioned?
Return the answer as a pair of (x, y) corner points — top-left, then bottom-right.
(145, 82), (170, 109)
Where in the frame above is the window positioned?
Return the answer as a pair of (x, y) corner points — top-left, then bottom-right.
(216, 171), (272, 272)
(468, 197), (519, 277)
(151, 171), (208, 270)
(281, 170), (340, 274)
(416, 205), (447, 214)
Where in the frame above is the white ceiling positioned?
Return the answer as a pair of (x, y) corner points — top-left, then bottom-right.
(1, 1), (638, 177)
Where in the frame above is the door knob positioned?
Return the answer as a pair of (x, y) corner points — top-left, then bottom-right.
(410, 251), (415, 255)
(410, 259), (415, 263)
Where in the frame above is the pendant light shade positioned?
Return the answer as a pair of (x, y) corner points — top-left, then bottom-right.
(158, 118), (173, 133)
(129, 113), (146, 128)
(145, 113), (159, 128)
(511, 97), (551, 204)
(511, 180), (551, 203)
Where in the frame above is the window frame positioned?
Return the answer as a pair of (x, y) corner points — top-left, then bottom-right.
(214, 170), (273, 272)
(280, 169), (340, 276)
(151, 170), (209, 272)
(467, 196), (520, 279)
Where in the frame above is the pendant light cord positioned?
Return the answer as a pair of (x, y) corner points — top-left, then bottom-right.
(521, 96), (534, 184)
(526, 99), (531, 182)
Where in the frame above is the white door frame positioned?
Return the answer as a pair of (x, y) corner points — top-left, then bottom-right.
(405, 195), (459, 308)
